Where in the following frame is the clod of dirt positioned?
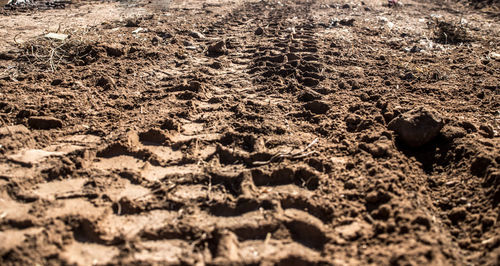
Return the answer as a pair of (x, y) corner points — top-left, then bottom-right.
(365, 190), (391, 204)
(255, 27), (264, 35)
(298, 90), (322, 102)
(345, 114), (362, 131)
(479, 124), (495, 138)
(360, 139), (392, 158)
(139, 128), (171, 145)
(208, 40), (226, 56)
(303, 100), (329, 114)
(336, 221), (365, 241)
(374, 204), (392, 221)
(441, 125), (467, 141)
(448, 207), (467, 224)
(160, 118), (180, 131)
(28, 116), (63, 129)
(470, 155), (493, 177)
(0, 125), (30, 137)
(104, 44), (125, 57)
(339, 18), (355, 26)
(16, 109), (36, 119)
(0, 51), (17, 60)
(387, 107), (444, 148)
(96, 75), (116, 90)
(208, 61), (223, 69)
(125, 18), (140, 27)
(215, 230), (240, 260)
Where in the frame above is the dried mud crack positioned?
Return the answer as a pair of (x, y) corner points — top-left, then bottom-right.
(0, 0), (499, 265)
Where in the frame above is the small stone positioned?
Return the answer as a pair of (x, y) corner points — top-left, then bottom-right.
(28, 116), (63, 130)
(208, 41), (226, 56)
(387, 107), (444, 148)
(255, 27), (264, 35)
(303, 100), (330, 114)
(448, 207), (467, 224)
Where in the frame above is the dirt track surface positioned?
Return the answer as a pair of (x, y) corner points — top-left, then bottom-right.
(0, 0), (499, 265)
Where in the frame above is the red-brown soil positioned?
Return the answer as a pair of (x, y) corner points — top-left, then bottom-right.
(0, 0), (499, 265)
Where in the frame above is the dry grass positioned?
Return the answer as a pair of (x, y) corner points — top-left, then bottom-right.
(16, 28), (101, 72)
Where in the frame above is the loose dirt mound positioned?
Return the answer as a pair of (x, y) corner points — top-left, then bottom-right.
(0, 0), (499, 265)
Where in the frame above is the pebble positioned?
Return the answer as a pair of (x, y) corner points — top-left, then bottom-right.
(387, 107), (444, 148)
(28, 116), (63, 129)
(255, 27), (264, 35)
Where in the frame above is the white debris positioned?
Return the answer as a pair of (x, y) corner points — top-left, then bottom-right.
(132, 27), (146, 34)
(378, 17), (394, 29)
(489, 52), (500, 60)
(44, 33), (68, 41)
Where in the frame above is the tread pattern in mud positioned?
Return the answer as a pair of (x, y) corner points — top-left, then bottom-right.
(0, 0), (499, 265)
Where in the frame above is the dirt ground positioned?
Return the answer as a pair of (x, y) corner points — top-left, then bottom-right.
(0, 0), (499, 265)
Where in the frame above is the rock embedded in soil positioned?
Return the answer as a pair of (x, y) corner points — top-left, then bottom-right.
(28, 116), (63, 130)
(387, 107), (444, 148)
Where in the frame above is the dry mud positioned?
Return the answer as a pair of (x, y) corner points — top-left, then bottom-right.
(0, 0), (499, 265)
